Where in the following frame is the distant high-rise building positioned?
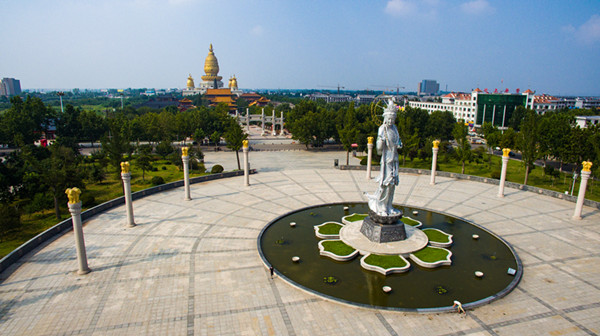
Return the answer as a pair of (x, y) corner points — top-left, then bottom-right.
(0, 78), (22, 97)
(418, 80), (439, 95)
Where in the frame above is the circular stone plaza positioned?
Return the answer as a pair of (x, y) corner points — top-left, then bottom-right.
(1, 148), (599, 336)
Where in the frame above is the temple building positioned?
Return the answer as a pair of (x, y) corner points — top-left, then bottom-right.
(183, 44), (228, 96)
(203, 88), (238, 111)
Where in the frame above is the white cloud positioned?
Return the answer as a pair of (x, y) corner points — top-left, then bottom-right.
(570, 14), (600, 44)
(385, 0), (418, 17)
(251, 25), (265, 36)
(460, 0), (494, 15)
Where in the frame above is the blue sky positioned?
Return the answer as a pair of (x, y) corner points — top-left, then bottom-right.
(1, 0), (599, 95)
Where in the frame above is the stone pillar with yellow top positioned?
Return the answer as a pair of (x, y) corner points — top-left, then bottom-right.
(65, 187), (91, 275)
(573, 161), (593, 220)
(366, 136), (374, 180)
(243, 140), (250, 186)
(272, 109), (277, 136)
(430, 140), (440, 185)
(120, 162), (136, 227)
(498, 148), (511, 197)
(182, 147), (191, 201)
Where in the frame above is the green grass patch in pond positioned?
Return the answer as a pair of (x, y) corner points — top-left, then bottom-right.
(318, 223), (343, 235)
(364, 254), (408, 268)
(321, 240), (355, 256)
(323, 276), (339, 285)
(412, 247), (450, 263)
(435, 286), (448, 295)
(423, 229), (451, 243)
(345, 213), (367, 222)
(401, 217), (420, 226)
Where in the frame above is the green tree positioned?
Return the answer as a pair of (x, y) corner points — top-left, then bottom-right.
(452, 122), (472, 174)
(397, 111), (420, 165)
(0, 96), (52, 146)
(136, 145), (153, 181)
(101, 119), (132, 178)
(155, 141), (174, 159)
(45, 145), (83, 219)
(538, 112), (573, 171)
(193, 128), (205, 145)
(337, 103), (360, 165)
(79, 110), (107, 147)
(424, 111), (456, 141)
(481, 121), (500, 153)
(499, 128), (517, 149)
(516, 109), (541, 185)
(56, 104), (83, 151)
(508, 106), (527, 131)
(210, 131), (221, 149)
(224, 122), (248, 170)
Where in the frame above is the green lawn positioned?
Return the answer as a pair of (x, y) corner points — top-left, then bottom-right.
(321, 240), (355, 256)
(363, 254), (407, 268)
(423, 229), (451, 243)
(412, 247), (450, 263)
(317, 223), (343, 235)
(344, 213), (367, 222)
(401, 217), (420, 226)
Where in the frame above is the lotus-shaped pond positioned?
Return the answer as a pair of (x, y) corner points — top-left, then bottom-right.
(258, 203), (521, 311)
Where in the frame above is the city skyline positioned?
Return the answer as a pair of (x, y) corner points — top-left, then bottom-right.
(1, 0), (599, 96)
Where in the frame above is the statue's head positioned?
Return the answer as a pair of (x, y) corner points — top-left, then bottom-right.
(382, 100), (397, 124)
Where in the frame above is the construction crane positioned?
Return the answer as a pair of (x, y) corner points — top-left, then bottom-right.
(317, 84), (345, 94)
(371, 84), (406, 95)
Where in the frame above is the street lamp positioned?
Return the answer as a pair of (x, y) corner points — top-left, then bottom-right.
(570, 172), (579, 196)
(57, 91), (65, 113)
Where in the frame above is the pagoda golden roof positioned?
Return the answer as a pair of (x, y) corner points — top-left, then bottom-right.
(202, 44), (222, 81)
(186, 74), (195, 89)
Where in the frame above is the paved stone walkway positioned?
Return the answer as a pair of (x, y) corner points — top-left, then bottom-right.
(1, 151), (599, 335)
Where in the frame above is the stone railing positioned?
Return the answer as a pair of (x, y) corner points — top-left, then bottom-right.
(339, 165), (600, 210)
(0, 170), (256, 274)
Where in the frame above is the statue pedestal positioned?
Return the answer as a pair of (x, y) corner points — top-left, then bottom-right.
(360, 210), (406, 243)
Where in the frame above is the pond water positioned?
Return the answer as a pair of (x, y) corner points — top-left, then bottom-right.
(258, 203), (521, 311)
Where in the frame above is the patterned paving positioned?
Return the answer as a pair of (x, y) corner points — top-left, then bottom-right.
(1, 158), (599, 335)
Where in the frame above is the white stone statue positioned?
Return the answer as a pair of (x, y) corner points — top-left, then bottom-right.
(367, 100), (402, 216)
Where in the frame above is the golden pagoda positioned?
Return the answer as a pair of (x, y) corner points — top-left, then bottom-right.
(228, 75), (238, 90)
(183, 44), (233, 96)
(200, 44), (223, 85)
(186, 74), (195, 89)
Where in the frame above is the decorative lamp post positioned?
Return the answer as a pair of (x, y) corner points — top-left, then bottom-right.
(57, 91), (65, 113)
(121, 162), (136, 227)
(243, 140), (250, 186)
(366, 137), (374, 180)
(570, 172), (579, 196)
(573, 161), (592, 220)
(182, 147), (191, 201)
(498, 148), (510, 197)
(65, 187), (91, 275)
(430, 140), (440, 185)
